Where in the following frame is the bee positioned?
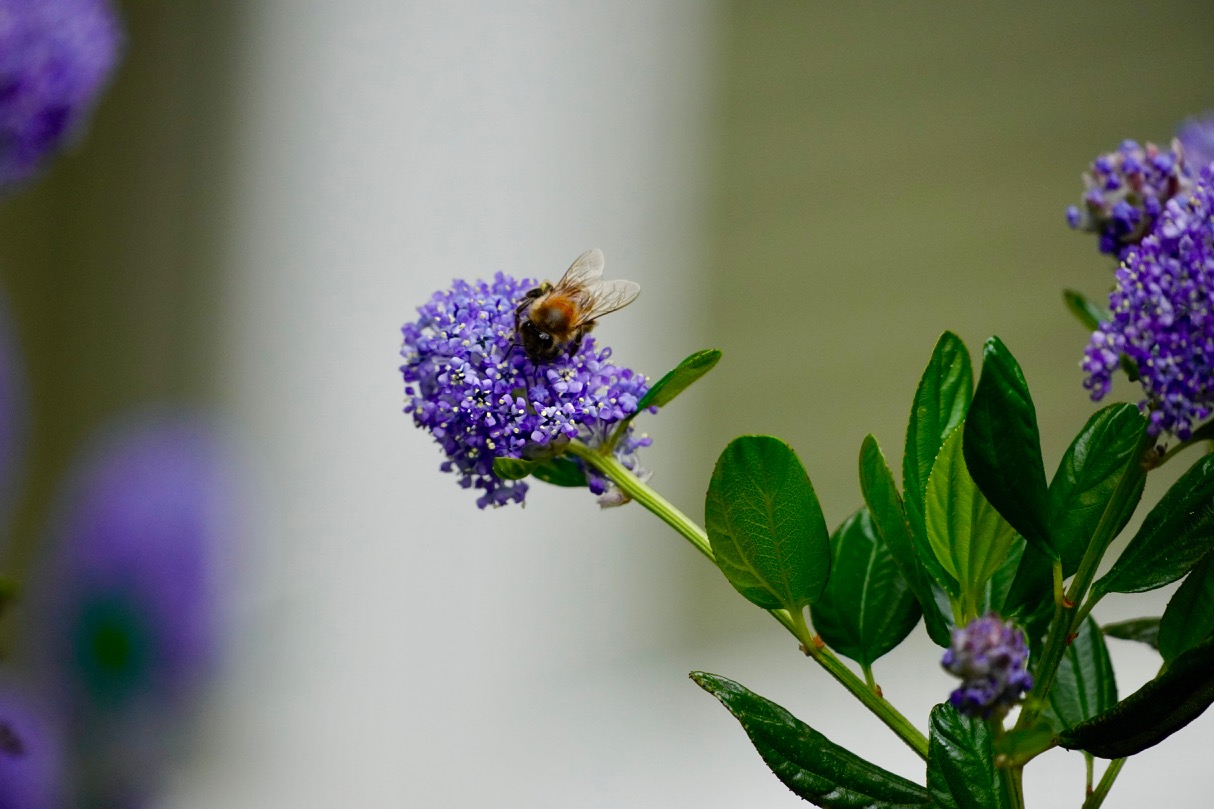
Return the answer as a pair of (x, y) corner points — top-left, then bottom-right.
(515, 248), (640, 363)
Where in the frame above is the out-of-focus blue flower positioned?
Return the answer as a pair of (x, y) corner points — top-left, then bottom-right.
(401, 272), (652, 508)
(0, 0), (123, 191)
(27, 414), (232, 807)
(1083, 167), (1214, 439)
(1177, 112), (1214, 172)
(39, 416), (227, 710)
(1066, 139), (1192, 257)
(0, 690), (64, 809)
(941, 614), (1032, 719)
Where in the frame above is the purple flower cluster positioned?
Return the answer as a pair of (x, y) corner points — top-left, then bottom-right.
(401, 272), (652, 508)
(941, 614), (1032, 719)
(1178, 112), (1214, 173)
(1083, 167), (1214, 438)
(0, 691), (63, 809)
(39, 416), (226, 711)
(23, 414), (231, 807)
(1066, 139), (1191, 257)
(0, 0), (123, 190)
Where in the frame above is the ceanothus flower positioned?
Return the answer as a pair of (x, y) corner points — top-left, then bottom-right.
(1083, 166), (1214, 439)
(26, 414), (232, 808)
(35, 415), (228, 712)
(0, 0), (123, 190)
(0, 690), (64, 809)
(400, 272), (652, 508)
(1066, 139), (1192, 257)
(941, 614), (1032, 719)
(1177, 112), (1214, 173)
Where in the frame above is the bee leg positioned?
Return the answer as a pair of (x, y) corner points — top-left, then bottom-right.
(569, 320), (596, 356)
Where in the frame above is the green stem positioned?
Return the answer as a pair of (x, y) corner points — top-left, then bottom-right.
(1150, 420), (1214, 469)
(566, 440), (930, 760)
(1016, 435), (1150, 732)
(565, 441), (714, 565)
(861, 663), (876, 693)
(1082, 758), (1125, 809)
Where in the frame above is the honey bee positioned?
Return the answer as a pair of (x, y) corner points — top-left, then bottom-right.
(515, 248), (640, 363)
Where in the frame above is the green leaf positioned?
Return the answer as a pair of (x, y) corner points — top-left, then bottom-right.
(530, 457), (587, 487)
(1044, 617), (1117, 731)
(992, 718), (1056, 764)
(980, 540), (1024, 617)
(636, 349), (722, 412)
(705, 436), (831, 612)
(1094, 453), (1214, 595)
(1059, 632), (1214, 758)
(927, 703), (1007, 809)
(1048, 404), (1148, 577)
(903, 332), (973, 570)
(963, 337), (1053, 559)
(1000, 543), (1053, 623)
(1101, 618), (1160, 651)
(492, 457), (535, 480)
(810, 508), (922, 667)
(1063, 289), (1108, 332)
(925, 426), (1018, 613)
(1159, 552), (1214, 663)
(691, 671), (932, 808)
(859, 435), (953, 646)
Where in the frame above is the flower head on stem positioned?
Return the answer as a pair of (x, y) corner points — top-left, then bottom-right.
(400, 272), (651, 508)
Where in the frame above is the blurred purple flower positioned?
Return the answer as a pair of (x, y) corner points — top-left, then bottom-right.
(0, 689), (64, 809)
(1066, 139), (1193, 257)
(37, 415), (229, 712)
(941, 613), (1032, 719)
(1083, 166), (1214, 439)
(401, 272), (651, 508)
(1177, 111), (1214, 172)
(0, 0), (123, 191)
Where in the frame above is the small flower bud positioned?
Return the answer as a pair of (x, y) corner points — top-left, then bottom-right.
(941, 613), (1033, 719)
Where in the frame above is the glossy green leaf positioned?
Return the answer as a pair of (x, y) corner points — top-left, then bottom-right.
(1044, 617), (1117, 731)
(963, 337), (1053, 558)
(1048, 404), (1147, 577)
(992, 718), (1056, 763)
(810, 508), (922, 667)
(903, 332), (972, 569)
(1060, 632), (1214, 758)
(492, 457), (535, 480)
(530, 457), (587, 487)
(1094, 453), (1214, 595)
(691, 671), (931, 808)
(925, 426), (1018, 612)
(1063, 289), (1108, 332)
(1160, 552), (1214, 663)
(1000, 543), (1053, 624)
(705, 436), (831, 611)
(981, 540), (1024, 617)
(859, 435), (953, 646)
(1101, 618), (1160, 651)
(927, 703), (1007, 809)
(636, 349), (722, 411)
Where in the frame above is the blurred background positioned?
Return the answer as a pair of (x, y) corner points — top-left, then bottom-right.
(0, 1), (1212, 806)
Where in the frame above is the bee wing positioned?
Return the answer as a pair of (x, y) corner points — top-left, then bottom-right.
(552, 248), (605, 292)
(575, 279), (641, 326)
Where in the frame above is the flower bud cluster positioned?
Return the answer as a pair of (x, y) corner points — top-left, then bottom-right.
(1066, 139), (1190, 257)
(940, 614), (1033, 719)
